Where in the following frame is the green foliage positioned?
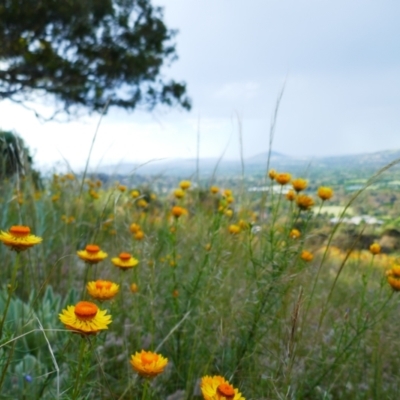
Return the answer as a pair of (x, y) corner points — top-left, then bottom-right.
(0, 0), (191, 118)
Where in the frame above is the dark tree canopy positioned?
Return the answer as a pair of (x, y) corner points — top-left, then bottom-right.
(0, 0), (191, 118)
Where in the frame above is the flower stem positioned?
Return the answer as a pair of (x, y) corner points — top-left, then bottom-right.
(72, 337), (87, 399)
(0, 253), (20, 340)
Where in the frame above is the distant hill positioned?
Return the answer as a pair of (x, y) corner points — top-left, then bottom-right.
(92, 149), (400, 177)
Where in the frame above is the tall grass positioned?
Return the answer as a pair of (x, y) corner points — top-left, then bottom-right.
(0, 160), (399, 399)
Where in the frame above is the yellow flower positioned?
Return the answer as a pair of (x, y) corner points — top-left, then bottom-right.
(118, 185), (127, 192)
(286, 190), (296, 201)
(296, 194), (314, 211)
(387, 266), (400, 291)
(224, 209), (233, 218)
(130, 223), (141, 234)
(369, 243), (381, 255)
(51, 194), (60, 202)
(87, 280), (119, 301)
(174, 188), (185, 199)
(223, 189), (232, 197)
(137, 199), (148, 208)
(228, 224), (241, 235)
(200, 375), (245, 400)
(89, 189), (100, 199)
(226, 196), (234, 204)
(290, 229), (301, 239)
(130, 350), (168, 378)
(134, 230), (145, 241)
(59, 301), (112, 335)
(210, 186), (219, 194)
(131, 190), (140, 198)
(317, 186), (333, 201)
(172, 206), (187, 218)
(292, 178), (307, 192)
(301, 250), (314, 262)
(77, 244), (108, 264)
(112, 252), (139, 270)
(179, 180), (191, 190)
(130, 283), (139, 293)
(268, 169), (277, 180)
(0, 226), (42, 252)
(276, 172), (291, 185)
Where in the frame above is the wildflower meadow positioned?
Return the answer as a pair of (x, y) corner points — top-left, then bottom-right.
(1, 160), (400, 400)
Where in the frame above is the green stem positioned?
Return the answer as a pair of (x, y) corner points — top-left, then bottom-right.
(141, 378), (150, 400)
(0, 253), (20, 340)
(72, 338), (87, 399)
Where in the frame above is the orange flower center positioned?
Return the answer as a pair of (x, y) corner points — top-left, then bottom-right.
(119, 252), (132, 261)
(95, 280), (112, 290)
(141, 352), (159, 365)
(217, 383), (235, 399)
(74, 301), (98, 320)
(9, 225), (31, 237)
(86, 244), (100, 254)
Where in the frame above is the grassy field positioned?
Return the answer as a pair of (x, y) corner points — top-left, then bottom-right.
(0, 169), (399, 399)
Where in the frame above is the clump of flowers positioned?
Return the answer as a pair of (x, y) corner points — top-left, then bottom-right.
(59, 301), (112, 335)
(112, 252), (139, 270)
(317, 186), (334, 201)
(130, 350), (168, 378)
(77, 244), (108, 264)
(200, 375), (245, 400)
(87, 280), (119, 301)
(0, 225), (42, 252)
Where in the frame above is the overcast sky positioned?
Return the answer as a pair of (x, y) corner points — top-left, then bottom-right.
(1, 0), (400, 171)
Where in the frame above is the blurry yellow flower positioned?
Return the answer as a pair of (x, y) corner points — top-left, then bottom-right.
(276, 172), (291, 185)
(130, 350), (168, 378)
(129, 223), (141, 234)
(268, 169), (277, 180)
(317, 186), (333, 201)
(112, 252), (139, 270)
(226, 196), (234, 204)
(210, 186), (219, 194)
(174, 188), (185, 199)
(301, 250), (314, 262)
(59, 301), (111, 335)
(77, 244), (108, 264)
(387, 266), (400, 291)
(0, 226), (42, 252)
(289, 229), (301, 239)
(228, 224), (241, 235)
(286, 190), (296, 201)
(369, 243), (381, 255)
(238, 219), (250, 230)
(87, 280), (119, 301)
(118, 185), (127, 192)
(131, 190), (140, 198)
(296, 194), (314, 211)
(179, 180), (191, 190)
(134, 230), (145, 241)
(96, 179), (102, 188)
(172, 206), (187, 218)
(89, 189), (100, 199)
(292, 178), (308, 192)
(137, 199), (148, 208)
(223, 189), (232, 197)
(150, 193), (157, 200)
(205, 243), (212, 251)
(201, 375), (245, 400)
(51, 194), (60, 202)
(224, 209), (233, 218)
(65, 173), (75, 180)
(130, 283), (139, 293)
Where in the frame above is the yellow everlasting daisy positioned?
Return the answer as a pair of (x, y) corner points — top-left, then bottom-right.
(317, 186), (334, 201)
(179, 180), (191, 190)
(130, 350), (168, 378)
(172, 206), (188, 218)
(200, 375), (245, 400)
(386, 266), (400, 291)
(275, 172), (291, 185)
(289, 229), (301, 239)
(296, 194), (314, 211)
(59, 301), (112, 335)
(292, 178), (308, 192)
(77, 244), (108, 264)
(228, 224), (241, 235)
(87, 280), (119, 300)
(301, 250), (314, 262)
(369, 243), (381, 255)
(112, 252), (139, 270)
(0, 225), (42, 252)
